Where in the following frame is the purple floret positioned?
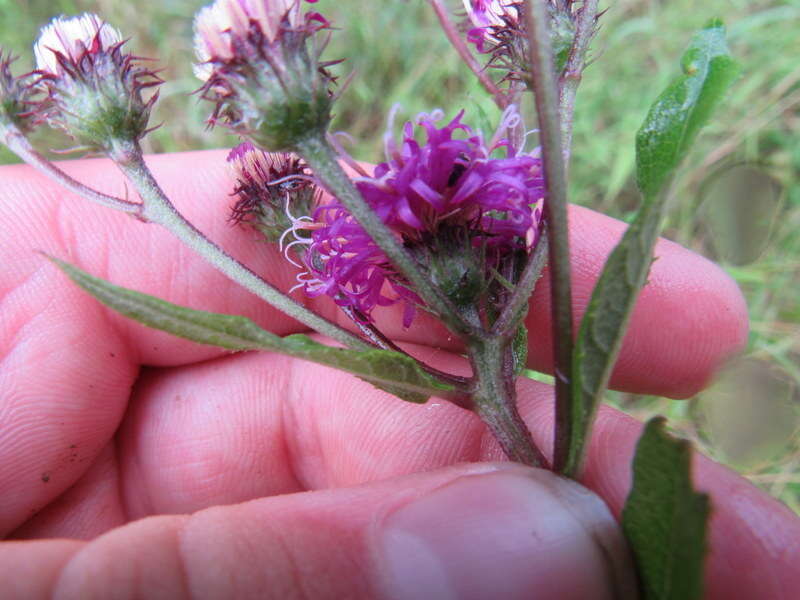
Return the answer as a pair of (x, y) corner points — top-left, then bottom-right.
(298, 110), (545, 327)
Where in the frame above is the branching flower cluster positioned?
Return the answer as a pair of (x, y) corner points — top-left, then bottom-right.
(0, 2), (744, 590)
(0, 0), (593, 469)
(0, 1), (738, 532)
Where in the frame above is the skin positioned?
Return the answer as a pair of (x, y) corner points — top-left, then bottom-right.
(0, 150), (798, 598)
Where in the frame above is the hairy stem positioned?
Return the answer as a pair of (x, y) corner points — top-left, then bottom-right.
(2, 125), (142, 216)
(492, 228), (548, 337)
(558, 0), (599, 153)
(295, 135), (477, 337)
(522, 0), (574, 472)
(469, 337), (547, 467)
(108, 140), (372, 352)
(428, 0), (509, 108)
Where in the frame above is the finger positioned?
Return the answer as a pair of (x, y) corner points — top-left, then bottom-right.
(9, 445), (126, 540)
(0, 149), (746, 531)
(0, 151), (306, 535)
(13, 341), (794, 599)
(517, 383), (800, 600)
(1, 151), (746, 393)
(0, 264), (136, 535)
(0, 539), (82, 598)
(104, 345), (800, 599)
(0, 463), (636, 600)
(526, 205), (748, 398)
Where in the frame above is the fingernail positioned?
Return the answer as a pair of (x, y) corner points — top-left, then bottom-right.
(379, 467), (637, 600)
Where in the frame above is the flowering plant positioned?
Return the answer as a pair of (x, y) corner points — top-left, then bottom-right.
(0, 1), (742, 596)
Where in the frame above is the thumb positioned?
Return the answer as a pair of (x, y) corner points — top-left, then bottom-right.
(1, 463), (637, 599)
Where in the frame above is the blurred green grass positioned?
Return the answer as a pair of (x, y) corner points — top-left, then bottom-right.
(1, 0), (797, 511)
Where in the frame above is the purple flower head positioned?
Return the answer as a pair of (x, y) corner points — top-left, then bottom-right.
(291, 109), (545, 327)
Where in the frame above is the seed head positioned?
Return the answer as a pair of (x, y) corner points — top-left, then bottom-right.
(194, 0), (310, 76)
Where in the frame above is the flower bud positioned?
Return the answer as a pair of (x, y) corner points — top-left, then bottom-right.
(0, 51), (37, 133)
(33, 14), (161, 152)
(227, 141), (319, 244)
(462, 1), (575, 84)
(193, 0), (334, 151)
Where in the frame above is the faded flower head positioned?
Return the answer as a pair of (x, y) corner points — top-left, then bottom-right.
(193, 0), (333, 150)
(227, 141), (319, 244)
(32, 13), (161, 151)
(0, 51), (37, 132)
(289, 109), (545, 326)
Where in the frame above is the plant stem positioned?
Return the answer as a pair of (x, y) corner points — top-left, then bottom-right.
(469, 337), (547, 467)
(108, 140), (372, 352)
(522, 0), (574, 472)
(428, 0), (509, 108)
(558, 0), (599, 153)
(2, 125), (142, 216)
(294, 135), (477, 337)
(492, 228), (548, 337)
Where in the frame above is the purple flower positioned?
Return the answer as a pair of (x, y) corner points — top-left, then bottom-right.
(291, 109), (545, 327)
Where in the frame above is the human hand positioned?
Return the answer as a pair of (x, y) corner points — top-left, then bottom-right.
(1, 151), (797, 599)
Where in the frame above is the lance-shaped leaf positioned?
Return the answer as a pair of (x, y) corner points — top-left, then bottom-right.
(47, 256), (459, 403)
(622, 417), (710, 600)
(636, 19), (740, 198)
(559, 20), (739, 477)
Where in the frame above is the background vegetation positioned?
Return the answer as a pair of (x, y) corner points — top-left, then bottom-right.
(1, 0), (798, 512)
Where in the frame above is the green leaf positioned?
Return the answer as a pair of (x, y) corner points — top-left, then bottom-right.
(47, 256), (458, 403)
(622, 417), (710, 600)
(561, 20), (738, 477)
(636, 19), (740, 199)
